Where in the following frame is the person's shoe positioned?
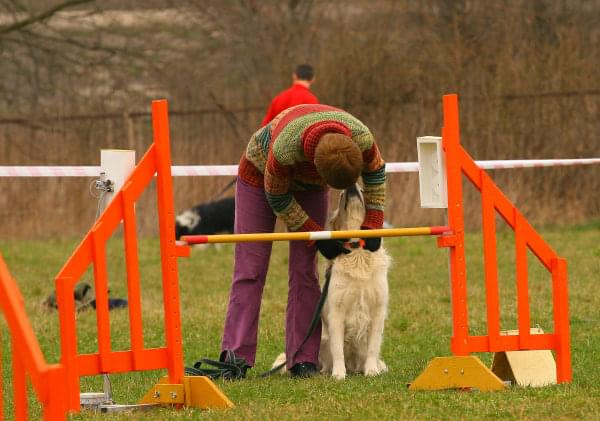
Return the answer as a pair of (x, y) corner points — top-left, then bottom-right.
(290, 362), (318, 378)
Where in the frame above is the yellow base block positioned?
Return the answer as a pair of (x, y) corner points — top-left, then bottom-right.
(409, 356), (507, 391)
(491, 350), (557, 387)
(490, 328), (557, 388)
(139, 375), (233, 409)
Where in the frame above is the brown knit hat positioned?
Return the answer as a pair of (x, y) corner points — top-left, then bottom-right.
(314, 133), (363, 189)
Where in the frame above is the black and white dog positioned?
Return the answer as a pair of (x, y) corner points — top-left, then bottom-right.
(175, 197), (235, 240)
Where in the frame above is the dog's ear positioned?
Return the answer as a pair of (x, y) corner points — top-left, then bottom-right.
(328, 208), (341, 230)
(329, 189), (347, 230)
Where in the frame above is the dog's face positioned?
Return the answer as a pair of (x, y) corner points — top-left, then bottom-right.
(175, 209), (201, 239)
(330, 184), (365, 231)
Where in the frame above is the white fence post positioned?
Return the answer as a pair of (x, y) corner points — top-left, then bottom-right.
(417, 136), (447, 209)
(99, 149), (136, 207)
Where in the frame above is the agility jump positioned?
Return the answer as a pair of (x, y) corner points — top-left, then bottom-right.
(0, 94), (572, 420)
(181, 94), (572, 390)
(410, 95), (571, 390)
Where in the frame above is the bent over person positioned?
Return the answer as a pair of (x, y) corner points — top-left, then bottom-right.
(220, 104), (386, 378)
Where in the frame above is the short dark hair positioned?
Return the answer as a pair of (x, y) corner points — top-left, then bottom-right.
(294, 64), (314, 81)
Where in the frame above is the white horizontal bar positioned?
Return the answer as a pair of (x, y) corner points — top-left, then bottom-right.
(0, 158), (599, 177)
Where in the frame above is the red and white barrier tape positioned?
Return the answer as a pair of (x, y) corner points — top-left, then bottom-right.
(475, 158), (600, 169)
(0, 159), (599, 177)
(0, 166), (101, 177)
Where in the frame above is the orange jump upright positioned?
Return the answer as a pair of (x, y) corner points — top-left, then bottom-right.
(52, 99), (231, 414)
(411, 94), (571, 390)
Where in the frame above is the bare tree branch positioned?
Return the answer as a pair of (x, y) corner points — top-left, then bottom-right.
(0, 0), (95, 36)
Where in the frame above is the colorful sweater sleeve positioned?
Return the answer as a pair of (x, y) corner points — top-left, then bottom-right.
(361, 142), (386, 229)
(263, 151), (322, 232)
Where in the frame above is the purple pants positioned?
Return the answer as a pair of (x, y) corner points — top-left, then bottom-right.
(221, 179), (328, 368)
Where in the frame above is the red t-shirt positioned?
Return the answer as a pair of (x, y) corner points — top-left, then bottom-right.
(261, 83), (319, 126)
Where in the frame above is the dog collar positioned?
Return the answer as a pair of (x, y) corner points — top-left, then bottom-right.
(343, 239), (365, 249)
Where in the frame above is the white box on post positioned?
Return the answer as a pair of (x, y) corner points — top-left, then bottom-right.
(417, 136), (447, 208)
(100, 149), (136, 207)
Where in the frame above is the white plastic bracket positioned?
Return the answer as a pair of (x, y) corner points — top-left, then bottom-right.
(417, 136), (447, 208)
(100, 149), (136, 206)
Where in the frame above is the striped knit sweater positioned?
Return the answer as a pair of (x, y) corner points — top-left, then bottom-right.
(238, 104), (385, 232)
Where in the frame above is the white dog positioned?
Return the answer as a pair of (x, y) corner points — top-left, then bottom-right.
(273, 184), (391, 380)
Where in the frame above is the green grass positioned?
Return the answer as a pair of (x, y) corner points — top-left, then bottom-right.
(1, 223), (599, 420)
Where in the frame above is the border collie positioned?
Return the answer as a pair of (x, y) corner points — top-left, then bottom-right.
(175, 196), (235, 240)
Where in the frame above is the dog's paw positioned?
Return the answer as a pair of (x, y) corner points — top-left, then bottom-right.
(331, 363), (346, 380)
(364, 358), (384, 376)
(363, 366), (380, 376)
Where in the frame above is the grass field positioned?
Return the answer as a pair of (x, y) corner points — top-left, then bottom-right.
(1, 221), (599, 420)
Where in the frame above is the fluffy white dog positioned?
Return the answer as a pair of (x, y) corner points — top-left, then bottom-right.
(273, 184), (391, 380)
(319, 184), (391, 379)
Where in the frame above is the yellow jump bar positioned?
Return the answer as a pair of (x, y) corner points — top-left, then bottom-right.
(180, 226), (451, 245)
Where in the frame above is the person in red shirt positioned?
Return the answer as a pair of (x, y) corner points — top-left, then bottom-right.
(261, 64), (319, 126)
